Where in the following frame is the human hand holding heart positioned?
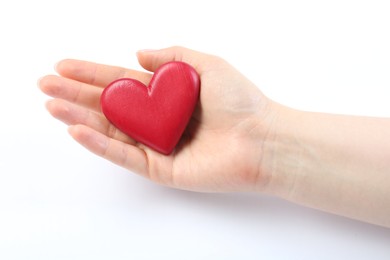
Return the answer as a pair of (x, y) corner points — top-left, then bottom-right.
(39, 46), (390, 227)
(39, 47), (271, 192)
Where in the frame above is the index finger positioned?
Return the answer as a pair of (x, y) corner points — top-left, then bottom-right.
(55, 59), (152, 88)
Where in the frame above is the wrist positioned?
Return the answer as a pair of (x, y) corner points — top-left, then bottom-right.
(252, 102), (303, 197)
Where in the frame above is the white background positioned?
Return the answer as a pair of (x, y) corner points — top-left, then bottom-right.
(1, 0), (390, 259)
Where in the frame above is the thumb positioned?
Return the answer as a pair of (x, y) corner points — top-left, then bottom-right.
(136, 46), (218, 73)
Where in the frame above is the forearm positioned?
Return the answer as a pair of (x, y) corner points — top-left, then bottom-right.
(262, 105), (390, 227)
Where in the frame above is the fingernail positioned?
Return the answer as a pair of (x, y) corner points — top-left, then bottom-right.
(54, 61), (61, 72)
(37, 76), (44, 88)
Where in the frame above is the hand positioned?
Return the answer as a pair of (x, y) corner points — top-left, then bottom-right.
(39, 46), (390, 226)
(39, 46), (278, 193)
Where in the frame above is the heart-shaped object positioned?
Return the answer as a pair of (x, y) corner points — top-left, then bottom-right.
(101, 61), (200, 155)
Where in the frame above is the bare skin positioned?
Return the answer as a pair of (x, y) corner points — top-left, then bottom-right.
(39, 46), (390, 228)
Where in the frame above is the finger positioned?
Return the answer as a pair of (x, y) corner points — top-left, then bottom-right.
(55, 59), (152, 88)
(39, 75), (102, 112)
(136, 46), (220, 73)
(68, 125), (149, 177)
(46, 99), (136, 145)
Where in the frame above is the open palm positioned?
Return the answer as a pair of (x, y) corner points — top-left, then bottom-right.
(39, 47), (274, 192)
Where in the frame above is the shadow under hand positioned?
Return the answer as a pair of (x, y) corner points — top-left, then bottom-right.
(153, 186), (390, 242)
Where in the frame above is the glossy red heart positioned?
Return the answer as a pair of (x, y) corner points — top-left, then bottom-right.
(100, 61), (200, 155)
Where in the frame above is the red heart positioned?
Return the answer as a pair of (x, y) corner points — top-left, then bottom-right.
(100, 61), (200, 155)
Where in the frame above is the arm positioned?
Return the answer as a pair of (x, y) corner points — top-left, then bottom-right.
(39, 46), (390, 228)
(262, 106), (390, 227)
